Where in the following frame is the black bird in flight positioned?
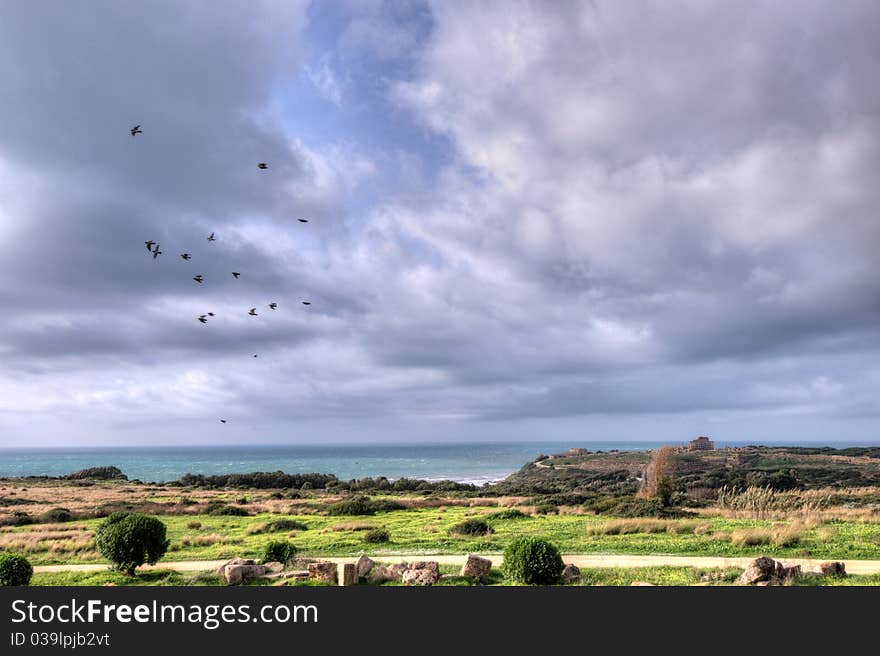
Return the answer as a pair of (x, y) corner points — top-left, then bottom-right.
(248, 307), (258, 316)
(302, 300), (311, 305)
(152, 245), (162, 259)
(207, 312), (215, 317)
(130, 125), (142, 136)
(253, 354), (258, 358)
(207, 232), (216, 242)
(298, 219), (308, 223)
(268, 302), (277, 310)
(181, 253), (191, 260)
(257, 162), (268, 170)
(232, 272), (241, 279)
(193, 275), (203, 284)
(220, 419), (227, 424)
(198, 315), (207, 324)
(145, 240), (155, 251)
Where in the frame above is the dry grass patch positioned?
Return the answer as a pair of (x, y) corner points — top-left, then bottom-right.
(179, 534), (222, 547)
(586, 519), (701, 536)
(331, 521), (376, 532)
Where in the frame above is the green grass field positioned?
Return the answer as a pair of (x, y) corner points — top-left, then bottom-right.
(9, 506), (880, 566)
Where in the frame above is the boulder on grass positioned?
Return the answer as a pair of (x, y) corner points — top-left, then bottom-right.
(356, 555), (375, 578)
(781, 564), (802, 581)
(736, 557), (779, 586)
(389, 563), (408, 578)
(820, 562), (846, 577)
(366, 565), (397, 584)
(216, 558), (267, 586)
(402, 561), (441, 586)
(308, 561), (338, 584)
(562, 563), (581, 584)
(461, 554), (492, 582)
(263, 561), (284, 574)
(342, 563), (358, 586)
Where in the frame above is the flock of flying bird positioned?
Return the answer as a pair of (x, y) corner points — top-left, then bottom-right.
(132, 124), (311, 424)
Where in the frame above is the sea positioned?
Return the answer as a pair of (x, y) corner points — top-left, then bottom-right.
(0, 441), (668, 485)
(0, 440), (874, 485)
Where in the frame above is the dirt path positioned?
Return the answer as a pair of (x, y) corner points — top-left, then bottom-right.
(33, 554), (880, 576)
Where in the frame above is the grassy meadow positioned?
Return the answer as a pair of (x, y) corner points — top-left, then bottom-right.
(4, 446), (880, 585)
(4, 501), (880, 566)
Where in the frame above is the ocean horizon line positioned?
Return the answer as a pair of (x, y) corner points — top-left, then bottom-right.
(3, 438), (880, 452)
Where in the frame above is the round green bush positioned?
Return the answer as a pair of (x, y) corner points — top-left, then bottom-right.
(262, 540), (297, 564)
(363, 528), (390, 544)
(326, 496), (375, 516)
(205, 503), (249, 516)
(43, 507), (73, 523)
(487, 508), (529, 520)
(264, 519), (308, 532)
(0, 553), (33, 586)
(448, 518), (492, 536)
(501, 537), (564, 585)
(95, 512), (169, 575)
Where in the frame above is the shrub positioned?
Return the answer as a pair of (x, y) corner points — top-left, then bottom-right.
(534, 504), (559, 515)
(265, 519), (308, 532)
(0, 553), (33, 586)
(95, 512), (169, 575)
(363, 528), (390, 544)
(205, 503), (249, 516)
(262, 540), (296, 564)
(326, 496), (408, 516)
(487, 508), (529, 520)
(326, 496), (376, 516)
(178, 497), (197, 506)
(42, 507), (73, 523)
(248, 519), (309, 535)
(369, 498), (406, 512)
(449, 518), (492, 537)
(596, 497), (689, 518)
(178, 471), (337, 490)
(64, 466), (127, 480)
(502, 537), (564, 585)
(2, 511), (34, 527)
(186, 521), (202, 530)
(236, 496), (249, 505)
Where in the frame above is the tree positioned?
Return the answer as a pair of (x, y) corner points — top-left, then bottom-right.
(95, 512), (169, 575)
(638, 445), (676, 506)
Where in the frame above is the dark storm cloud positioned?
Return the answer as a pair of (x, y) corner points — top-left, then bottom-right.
(2, 1), (880, 444)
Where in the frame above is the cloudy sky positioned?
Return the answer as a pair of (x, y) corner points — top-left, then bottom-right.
(1, 1), (878, 447)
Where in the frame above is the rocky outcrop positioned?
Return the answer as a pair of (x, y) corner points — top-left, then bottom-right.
(356, 555), (375, 579)
(342, 563), (358, 586)
(461, 554), (492, 582)
(402, 561), (441, 586)
(308, 561), (338, 584)
(737, 557), (810, 585)
(366, 565), (397, 584)
(263, 561), (285, 574)
(736, 557), (779, 585)
(820, 562), (846, 577)
(562, 563), (581, 584)
(782, 564), (802, 580)
(216, 558), (266, 585)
